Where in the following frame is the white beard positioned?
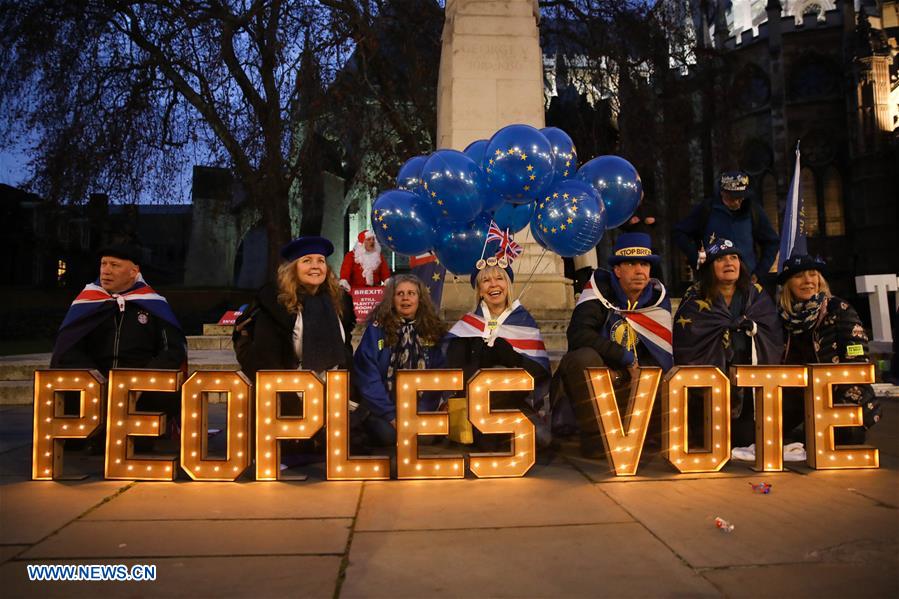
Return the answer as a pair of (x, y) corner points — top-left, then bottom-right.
(353, 241), (382, 286)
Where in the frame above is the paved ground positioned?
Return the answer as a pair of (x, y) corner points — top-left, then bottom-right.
(1, 401), (897, 598)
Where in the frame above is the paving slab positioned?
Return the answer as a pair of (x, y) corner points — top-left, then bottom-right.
(602, 474), (899, 569)
(0, 406), (33, 453)
(791, 459), (899, 508)
(22, 519), (351, 558)
(341, 522), (719, 598)
(0, 555), (339, 598)
(85, 480), (362, 520)
(0, 546), (27, 565)
(701, 561), (898, 598)
(356, 461), (632, 531)
(0, 481), (132, 544)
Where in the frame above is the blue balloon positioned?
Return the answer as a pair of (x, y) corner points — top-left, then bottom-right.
(493, 202), (534, 234)
(532, 179), (606, 257)
(540, 127), (578, 183)
(481, 192), (505, 213)
(420, 149), (485, 223)
(432, 212), (493, 276)
(371, 189), (436, 256)
(396, 155), (429, 195)
(484, 124), (555, 204)
(529, 217), (549, 250)
(463, 139), (489, 166)
(576, 155), (643, 229)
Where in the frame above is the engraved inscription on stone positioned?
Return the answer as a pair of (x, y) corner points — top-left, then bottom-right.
(459, 43), (528, 73)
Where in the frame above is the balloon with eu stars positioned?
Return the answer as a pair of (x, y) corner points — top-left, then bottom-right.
(370, 189), (437, 256)
(484, 124), (555, 205)
(576, 155), (642, 229)
(531, 179), (606, 257)
(463, 139), (489, 167)
(396, 155), (429, 196)
(420, 149), (486, 223)
(432, 212), (494, 276)
(540, 127), (578, 185)
(493, 201), (534, 234)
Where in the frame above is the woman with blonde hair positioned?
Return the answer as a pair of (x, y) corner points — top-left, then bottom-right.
(444, 264), (551, 447)
(778, 255), (881, 445)
(234, 236), (355, 380)
(353, 274), (447, 445)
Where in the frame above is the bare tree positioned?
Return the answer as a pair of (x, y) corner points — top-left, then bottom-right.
(0, 0), (441, 274)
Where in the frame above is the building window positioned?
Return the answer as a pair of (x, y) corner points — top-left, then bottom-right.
(800, 167), (819, 237)
(57, 259), (66, 287)
(761, 173), (778, 231)
(822, 166), (845, 236)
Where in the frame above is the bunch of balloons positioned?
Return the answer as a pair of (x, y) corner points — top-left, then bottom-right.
(371, 124), (643, 274)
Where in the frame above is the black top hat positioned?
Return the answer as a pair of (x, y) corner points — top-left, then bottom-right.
(608, 232), (660, 266)
(777, 254), (827, 285)
(280, 236), (335, 262)
(97, 244), (142, 266)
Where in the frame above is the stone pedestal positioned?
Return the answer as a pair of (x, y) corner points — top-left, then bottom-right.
(436, 0), (573, 318)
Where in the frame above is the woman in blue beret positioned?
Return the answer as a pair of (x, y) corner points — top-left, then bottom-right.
(234, 236), (355, 380)
(777, 255), (881, 447)
(353, 274), (447, 446)
(673, 238), (782, 457)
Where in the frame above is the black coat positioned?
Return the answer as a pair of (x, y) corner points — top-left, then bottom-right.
(784, 296), (881, 429)
(50, 303), (187, 374)
(566, 274), (667, 370)
(234, 283), (355, 381)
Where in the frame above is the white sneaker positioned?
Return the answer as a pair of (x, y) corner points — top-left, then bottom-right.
(731, 444), (756, 461)
(783, 442), (807, 462)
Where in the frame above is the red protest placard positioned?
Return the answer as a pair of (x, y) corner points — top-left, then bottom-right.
(217, 310), (242, 326)
(352, 287), (385, 321)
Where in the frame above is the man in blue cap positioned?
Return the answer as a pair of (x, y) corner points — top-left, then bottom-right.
(554, 232), (674, 457)
(673, 170), (779, 283)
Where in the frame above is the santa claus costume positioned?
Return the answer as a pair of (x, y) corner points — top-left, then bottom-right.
(339, 230), (391, 291)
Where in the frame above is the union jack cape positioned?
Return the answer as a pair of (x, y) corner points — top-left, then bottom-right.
(52, 275), (182, 366)
(446, 300), (550, 373)
(576, 270), (673, 371)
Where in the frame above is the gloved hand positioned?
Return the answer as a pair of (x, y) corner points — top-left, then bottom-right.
(491, 337), (523, 366)
(734, 317), (757, 336)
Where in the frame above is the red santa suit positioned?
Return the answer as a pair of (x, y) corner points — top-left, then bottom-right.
(339, 230), (391, 291)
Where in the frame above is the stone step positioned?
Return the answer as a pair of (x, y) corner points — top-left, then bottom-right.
(187, 335), (232, 351)
(0, 380), (32, 405)
(203, 324), (233, 336)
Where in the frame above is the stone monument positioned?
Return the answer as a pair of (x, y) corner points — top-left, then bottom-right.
(435, 0), (575, 319)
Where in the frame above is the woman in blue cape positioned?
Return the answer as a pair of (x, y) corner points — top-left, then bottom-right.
(353, 274), (447, 446)
(673, 239), (782, 452)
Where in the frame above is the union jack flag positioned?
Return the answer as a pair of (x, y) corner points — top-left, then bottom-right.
(485, 220), (523, 264)
(485, 221), (505, 244)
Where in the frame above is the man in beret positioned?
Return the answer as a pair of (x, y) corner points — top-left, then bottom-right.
(51, 246), (187, 441)
(673, 170), (779, 282)
(339, 230), (392, 292)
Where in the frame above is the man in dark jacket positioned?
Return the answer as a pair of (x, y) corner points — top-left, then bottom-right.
(555, 233), (674, 457)
(51, 245), (187, 430)
(673, 170), (779, 281)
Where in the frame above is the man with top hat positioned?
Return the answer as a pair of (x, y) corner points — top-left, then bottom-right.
(339, 229), (392, 291)
(51, 245), (187, 439)
(673, 170), (779, 282)
(554, 232), (673, 457)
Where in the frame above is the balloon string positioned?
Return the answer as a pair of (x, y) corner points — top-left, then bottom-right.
(515, 247), (547, 304)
